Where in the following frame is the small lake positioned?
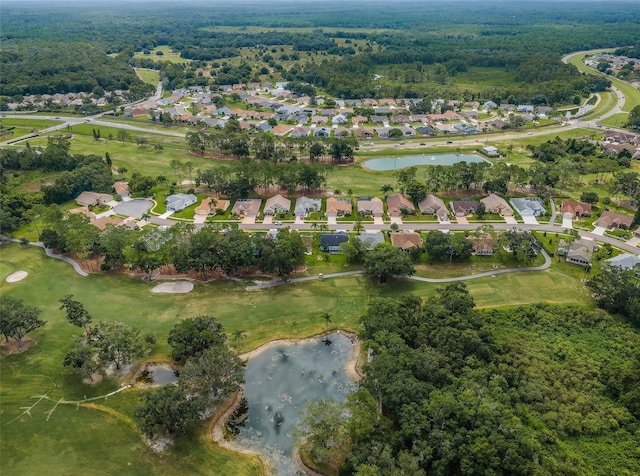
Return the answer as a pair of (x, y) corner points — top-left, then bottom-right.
(363, 153), (488, 171)
(233, 332), (357, 475)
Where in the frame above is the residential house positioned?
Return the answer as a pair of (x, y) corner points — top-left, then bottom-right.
(510, 197), (546, 217)
(76, 191), (113, 207)
(90, 216), (125, 230)
(562, 239), (598, 266)
(264, 194), (291, 216)
(357, 197), (384, 217)
(482, 101), (498, 111)
(390, 232), (423, 251)
(355, 127), (375, 138)
(319, 232), (350, 253)
(454, 124), (477, 134)
(481, 194), (513, 216)
(371, 115), (387, 124)
(468, 236), (496, 256)
(113, 181), (130, 198)
(416, 125), (436, 135)
(450, 199), (479, 217)
(418, 194), (448, 219)
(357, 232), (385, 250)
(595, 211), (633, 229)
(332, 114), (348, 125)
(325, 197), (352, 217)
(314, 127), (331, 138)
(606, 253), (640, 270)
(374, 127), (391, 138)
(166, 193), (198, 212)
(290, 127), (311, 138)
(271, 125), (294, 136)
(351, 115), (368, 126)
(231, 198), (262, 217)
(387, 194), (415, 217)
(195, 197), (221, 216)
(561, 200), (592, 219)
(517, 105), (534, 113)
(294, 196), (322, 217)
(482, 146), (499, 157)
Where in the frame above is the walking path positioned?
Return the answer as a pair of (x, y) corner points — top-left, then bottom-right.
(1, 236), (89, 277)
(246, 249), (552, 291)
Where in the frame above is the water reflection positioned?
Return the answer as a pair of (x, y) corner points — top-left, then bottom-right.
(234, 332), (356, 475)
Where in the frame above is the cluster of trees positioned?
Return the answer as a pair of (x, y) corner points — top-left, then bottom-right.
(296, 289), (640, 474)
(587, 264), (640, 323)
(134, 316), (243, 439)
(0, 137), (113, 233)
(197, 159), (330, 196)
(0, 42), (154, 98)
(186, 130), (357, 164)
(36, 211), (306, 279)
(0, 297), (46, 348)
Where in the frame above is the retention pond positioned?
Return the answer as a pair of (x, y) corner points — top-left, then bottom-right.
(363, 153), (488, 171)
(232, 332), (357, 475)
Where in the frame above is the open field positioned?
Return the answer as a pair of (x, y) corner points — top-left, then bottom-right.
(133, 46), (191, 64)
(134, 68), (160, 86)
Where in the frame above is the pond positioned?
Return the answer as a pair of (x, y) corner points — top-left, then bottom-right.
(363, 153), (488, 171)
(233, 332), (357, 475)
(135, 363), (178, 385)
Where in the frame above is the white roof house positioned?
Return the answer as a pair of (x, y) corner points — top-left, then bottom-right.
(510, 197), (545, 216)
(165, 193), (197, 212)
(606, 253), (640, 270)
(294, 196), (321, 217)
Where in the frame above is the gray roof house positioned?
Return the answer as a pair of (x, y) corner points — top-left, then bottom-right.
(319, 232), (350, 253)
(606, 253), (640, 270)
(165, 193), (198, 212)
(295, 196), (322, 217)
(357, 232), (385, 250)
(510, 197), (546, 216)
(263, 194), (291, 216)
(418, 194), (448, 219)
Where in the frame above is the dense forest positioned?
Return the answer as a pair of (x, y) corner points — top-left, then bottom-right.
(296, 287), (640, 475)
(1, 1), (639, 102)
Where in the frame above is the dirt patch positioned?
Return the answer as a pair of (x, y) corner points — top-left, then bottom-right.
(1, 337), (34, 355)
(5, 270), (28, 283)
(82, 372), (104, 385)
(151, 281), (194, 293)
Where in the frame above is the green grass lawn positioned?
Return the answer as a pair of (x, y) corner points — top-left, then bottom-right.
(133, 46), (191, 64)
(134, 68), (160, 86)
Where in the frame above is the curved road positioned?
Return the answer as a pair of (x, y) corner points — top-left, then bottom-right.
(1, 236), (89, 277)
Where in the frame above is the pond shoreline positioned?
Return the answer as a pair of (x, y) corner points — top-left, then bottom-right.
(211, 330), (362, 475)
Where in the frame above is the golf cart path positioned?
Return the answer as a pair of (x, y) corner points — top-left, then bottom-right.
(245, 248), (552, 290)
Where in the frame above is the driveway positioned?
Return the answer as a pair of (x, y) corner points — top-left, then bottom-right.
(592, 226), (606, 236)
(242, 215), (256, 225)
(504, 216), (518, 225)
(327, 216), (337, 225)
(373, 216), (384, 225)
(455, 216), (469, 224)
(626, 236), (640, 247)
(193, 214), (207, 224)
(113, 199), (153, 218)
(262, 216), (273, 225)
(562, 216), (573, 229)
(522, 215), (539, 225)
(390, 216), (403, 225)
(158, 210), (175, 220)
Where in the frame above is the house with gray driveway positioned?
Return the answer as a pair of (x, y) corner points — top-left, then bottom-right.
(165, 193), (198, 212)
(357, 197), (384, 217)
(510, 197), (546, 217)
(419, 194), (448, 219)
(263, 194), (291, 216)
(232, 198), (262, 217)
(295, 196), (322, 217)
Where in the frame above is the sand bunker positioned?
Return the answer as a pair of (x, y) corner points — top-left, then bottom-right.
(151, 281), (194, 294)
(5, 271), (28, 283)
